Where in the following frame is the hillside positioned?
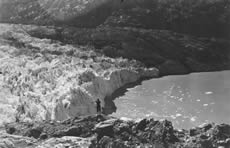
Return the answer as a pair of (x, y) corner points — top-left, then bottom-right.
(21, 24), (230, 76)
(0, 0), (230, 37)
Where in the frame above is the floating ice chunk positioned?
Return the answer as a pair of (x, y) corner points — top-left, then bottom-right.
(170, 96), (177, 100)
(170, 114), (182, 119)
(163, 91), (168, 94)
(170, 115), (176, 119)
(151, 100), (158, 104)
(203, 104), (209, 107)
(176, 113), (182, 117)
(179, 98), (184, 102)
(190, 116), (197, 122)
(196, 99), (201, 102)
(146, 112), (160, 117)
(205, 91), (213, 95)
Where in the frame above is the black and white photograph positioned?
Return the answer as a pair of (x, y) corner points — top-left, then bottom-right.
(0, 0), (230, 147)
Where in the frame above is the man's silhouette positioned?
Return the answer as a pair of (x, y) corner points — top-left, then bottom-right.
(15, 103), (25, 122)
(121, 0), (124, 3)
(96, 99), (101, 113)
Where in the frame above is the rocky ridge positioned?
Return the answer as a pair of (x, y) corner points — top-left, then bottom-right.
(2, 115), (230, 148)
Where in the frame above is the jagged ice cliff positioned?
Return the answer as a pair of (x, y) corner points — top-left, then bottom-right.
(0, 24), (158, 124)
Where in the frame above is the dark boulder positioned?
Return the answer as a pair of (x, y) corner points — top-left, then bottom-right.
(94, 119), (117, 139)
(97, 136), (129, 148)
(25, 127), (42, 139)
(212, 124), (230, 140)
(63, 126), (82, 137)
(136, 119), (149, 131)
(5, 126), (16, 134)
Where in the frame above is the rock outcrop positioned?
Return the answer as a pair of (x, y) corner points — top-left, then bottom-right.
(3, 115), (230, 148)
(36, 136), (92, 148)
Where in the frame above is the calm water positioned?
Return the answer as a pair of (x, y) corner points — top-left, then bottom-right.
(112, 71), (230, 129)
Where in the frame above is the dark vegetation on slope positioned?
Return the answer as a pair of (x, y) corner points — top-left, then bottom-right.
(23, 25), (230, 76)
(103, 0), (230, 38)
(0, 0), (230, 38)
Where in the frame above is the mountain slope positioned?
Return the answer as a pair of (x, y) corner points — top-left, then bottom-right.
(24, 24), (230, 75)
(0, 0), (230, 37)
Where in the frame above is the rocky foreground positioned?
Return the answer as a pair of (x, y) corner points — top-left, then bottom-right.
(1, 115), (230, 148)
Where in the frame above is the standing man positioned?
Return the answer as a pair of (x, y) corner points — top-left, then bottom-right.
(96, 99), (101, 114)
(15, 102), (26, 122)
